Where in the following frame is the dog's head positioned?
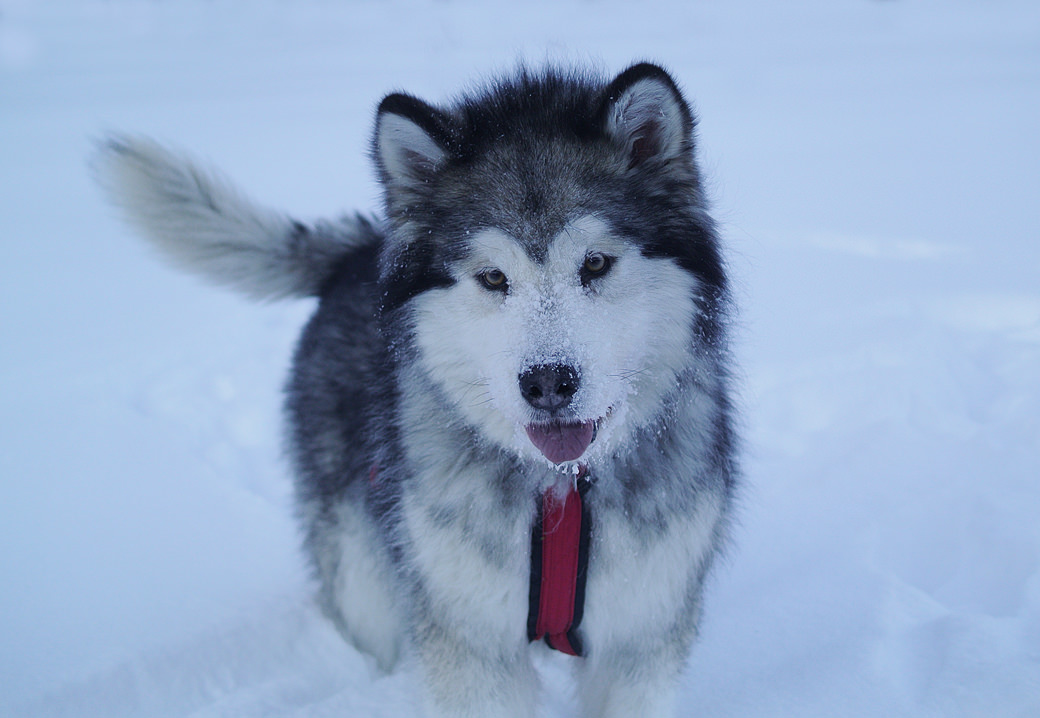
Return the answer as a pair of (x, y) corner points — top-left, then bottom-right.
(373, 64), (726, 467)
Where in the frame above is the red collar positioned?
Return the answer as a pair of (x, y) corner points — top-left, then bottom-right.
(527, 465), (593, 656)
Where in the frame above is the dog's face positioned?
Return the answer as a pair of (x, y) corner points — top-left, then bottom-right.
(372, 65), (724, 466)
(409, 215), (700, 465)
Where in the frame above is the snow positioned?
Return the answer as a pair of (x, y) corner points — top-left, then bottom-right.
(2, 0), (1038, 715)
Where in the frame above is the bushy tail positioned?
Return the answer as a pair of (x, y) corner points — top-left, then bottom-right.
(91, 134), (381, 300)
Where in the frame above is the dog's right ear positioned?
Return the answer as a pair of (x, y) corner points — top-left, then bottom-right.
(599, 63), (694, 171)
(374, 94), (453, 191)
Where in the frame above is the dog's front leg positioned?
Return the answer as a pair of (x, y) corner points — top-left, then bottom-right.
(414, 618), (538, 718)
(576, 646), (686, 718)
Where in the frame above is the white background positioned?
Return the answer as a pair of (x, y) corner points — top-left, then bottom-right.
(2, 1), (1038, 715)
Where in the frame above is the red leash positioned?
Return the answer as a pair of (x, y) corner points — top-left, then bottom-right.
(527, 465), (593, 656)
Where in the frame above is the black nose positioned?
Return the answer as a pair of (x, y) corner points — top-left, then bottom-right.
(519, 364), (580, 412)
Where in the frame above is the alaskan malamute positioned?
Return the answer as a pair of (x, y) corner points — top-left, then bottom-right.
(95, 62), (737, 718)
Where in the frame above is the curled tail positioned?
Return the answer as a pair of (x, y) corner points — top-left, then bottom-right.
(92, 134), (381, 300)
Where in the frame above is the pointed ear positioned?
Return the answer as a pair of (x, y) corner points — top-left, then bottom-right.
(600, 63), (694, 169)
(374, 93), (452, 189)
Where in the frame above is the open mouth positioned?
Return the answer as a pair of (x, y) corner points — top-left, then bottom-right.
(525, 418), (600, 464)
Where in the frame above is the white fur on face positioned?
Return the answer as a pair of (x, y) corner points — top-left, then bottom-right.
(411, 216), (700, 464)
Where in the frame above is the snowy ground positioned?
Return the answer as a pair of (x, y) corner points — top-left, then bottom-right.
(2, 0), (1039, 715)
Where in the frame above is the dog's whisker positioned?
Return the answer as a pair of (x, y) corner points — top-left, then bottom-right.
(610, 368), (650, 381)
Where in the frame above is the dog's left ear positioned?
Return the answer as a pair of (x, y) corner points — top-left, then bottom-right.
(374, 93), (454, 192)
(600, 63), (694, 170)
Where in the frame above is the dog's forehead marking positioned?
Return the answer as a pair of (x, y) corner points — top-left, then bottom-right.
(465, 215), (621, 273)
(466, 227), (533, 272)
(546, 215), (630, 264)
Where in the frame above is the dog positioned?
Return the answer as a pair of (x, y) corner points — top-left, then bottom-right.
(94, 62), (737, 718)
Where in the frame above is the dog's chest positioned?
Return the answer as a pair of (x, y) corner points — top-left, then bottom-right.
(400, 460), (724, 655)
(400, 464), (536, 643)
(579, 493), (724, 649)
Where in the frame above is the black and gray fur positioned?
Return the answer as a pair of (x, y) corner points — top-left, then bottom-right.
(94, 63), (737, 718)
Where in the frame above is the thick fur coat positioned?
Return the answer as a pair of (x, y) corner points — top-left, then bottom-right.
(94, 62), (737, 718)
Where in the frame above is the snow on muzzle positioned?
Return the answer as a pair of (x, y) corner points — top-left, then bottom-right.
(525, 419), (596, 464)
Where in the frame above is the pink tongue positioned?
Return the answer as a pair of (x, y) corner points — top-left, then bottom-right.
(525, 420), (595, 464)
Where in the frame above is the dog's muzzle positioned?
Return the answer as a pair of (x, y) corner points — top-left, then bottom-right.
(518, 363), (579, 412)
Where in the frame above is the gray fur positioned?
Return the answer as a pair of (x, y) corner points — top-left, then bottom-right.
(92, 135), (380, 300)
(95, 62), (737, 718)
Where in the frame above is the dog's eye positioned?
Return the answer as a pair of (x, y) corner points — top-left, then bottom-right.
(478, 268), (508, 291)
(580, 252), (613, 286)
(584, 253), (608, 273)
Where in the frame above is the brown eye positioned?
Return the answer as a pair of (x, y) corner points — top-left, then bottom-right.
(478, 268), (508, 291)
(580, 252), (613, 286)
(584, 252), (608, 273)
